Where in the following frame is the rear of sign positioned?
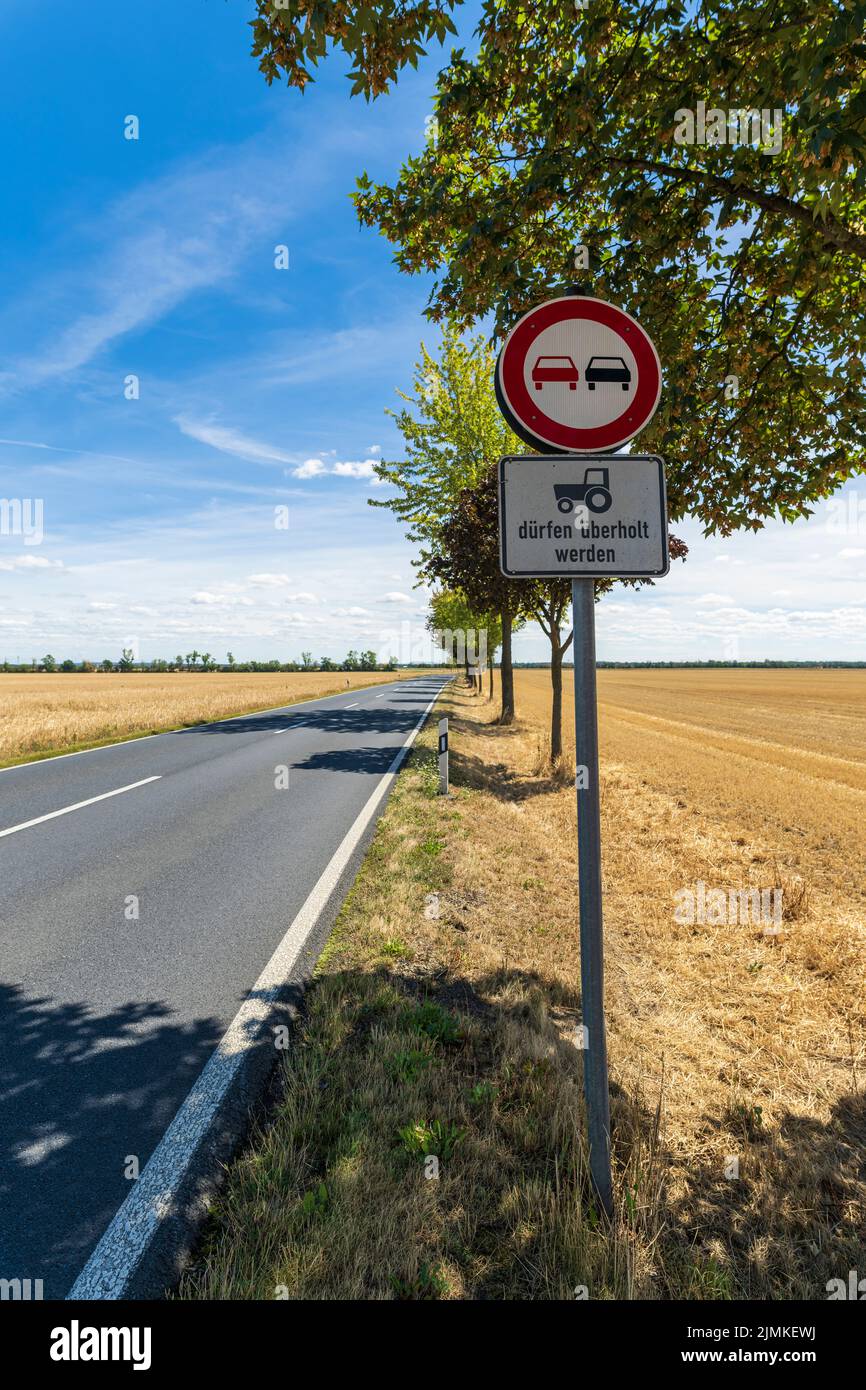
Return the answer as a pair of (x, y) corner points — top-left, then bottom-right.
(499, 454), (669, 579)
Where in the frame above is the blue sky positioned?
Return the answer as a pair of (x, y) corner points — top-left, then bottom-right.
(0, 0), (863, 664)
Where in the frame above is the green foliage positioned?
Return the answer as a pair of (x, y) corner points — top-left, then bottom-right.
(467, 1080), (497, 1106)
(300, 1182), (330, 1219)
(390, 1263), (448, 1300)
(398, 1117), (466, 1161)
(368, 328), (521, 563)
(381, 938), (411, 959)
(428, 588), (501, 664)
(387, 1048), (432, 1082)
(253, 0), (866, 533)
(403, 999), (463, 1046)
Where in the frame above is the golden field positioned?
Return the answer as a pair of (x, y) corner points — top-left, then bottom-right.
(449, 668), (866, 1294)
(0, 671), (436, 767)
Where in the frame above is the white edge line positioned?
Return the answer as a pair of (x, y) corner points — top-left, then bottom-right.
(66, 686), (443, 1300)
(0, 777), (162, 839)
(0, 676), (447, 775)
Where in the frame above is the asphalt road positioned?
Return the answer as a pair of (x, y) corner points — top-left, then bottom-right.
(0, 674), (449, 1298)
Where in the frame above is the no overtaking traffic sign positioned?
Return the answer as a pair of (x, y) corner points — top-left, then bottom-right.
(495, 295), (662, 454)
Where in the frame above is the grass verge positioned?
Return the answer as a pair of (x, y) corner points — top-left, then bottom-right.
(177, 700), (658, 1300)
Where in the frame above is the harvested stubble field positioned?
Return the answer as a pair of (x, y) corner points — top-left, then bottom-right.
(458, 668), (866, 1294)
(0, 671), (433, 767)
(180, 666), (865, 1300)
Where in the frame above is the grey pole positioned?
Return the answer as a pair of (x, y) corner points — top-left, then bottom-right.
(571, 577), (613, 1217)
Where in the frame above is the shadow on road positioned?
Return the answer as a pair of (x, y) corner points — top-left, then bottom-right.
(173, 703), (429, 740)
(0, 981), (223, 1298)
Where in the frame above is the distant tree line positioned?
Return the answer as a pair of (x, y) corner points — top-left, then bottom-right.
(2, 648), (400, 674)
(506, 661), (866, 669)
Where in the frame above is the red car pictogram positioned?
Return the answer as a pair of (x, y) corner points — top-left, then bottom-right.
(531, 355), (579, 390)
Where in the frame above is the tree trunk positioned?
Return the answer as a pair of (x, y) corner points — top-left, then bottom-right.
(550, 637), (563, 764)
(499, 609), (515, 724)
(488, 658), (493, 700)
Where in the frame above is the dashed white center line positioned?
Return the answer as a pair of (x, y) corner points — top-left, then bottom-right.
(345, 702), (359, 709)
(0, 776), (162, 840)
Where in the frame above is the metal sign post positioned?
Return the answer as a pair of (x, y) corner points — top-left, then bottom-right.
(494, 291), (666, 1222)
(571, 578), (612, 1218)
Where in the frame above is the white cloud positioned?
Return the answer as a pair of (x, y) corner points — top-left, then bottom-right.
(0, 554), (62, 571)
(839, 547), (866, 558)
(293, 458), (327, 479)
(383, 591), (412, 603)
(247, 572), (292, 587)
(332, 459), (377, 478)
(175, 417), (296, 467)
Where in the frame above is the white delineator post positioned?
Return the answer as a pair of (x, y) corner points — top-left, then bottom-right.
(572, 577), (613, 1218)
(438, 718), (449, 795)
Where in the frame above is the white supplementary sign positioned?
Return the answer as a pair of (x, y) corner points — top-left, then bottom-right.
(498, 454), (669, 578)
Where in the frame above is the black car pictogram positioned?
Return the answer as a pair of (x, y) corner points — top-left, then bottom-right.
(585, 355), (631, 391)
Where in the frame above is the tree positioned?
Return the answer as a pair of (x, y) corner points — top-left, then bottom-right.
(100, 658), (113, 673)
(427, 588), (498, 694)
(118, 648), (135, 672)
(427, 473), (570, 752)
(369, 329), (524, 721)
(42, 654), (57, 672)
(60, 658), (76, 672)
(227, 651), (236, 668)
(174, 655), (184, 671)
(320, 655), (337, 671)
(301, 651), (315, 669)
(252, 1), (866, 532)
(360, 650), (378, 670)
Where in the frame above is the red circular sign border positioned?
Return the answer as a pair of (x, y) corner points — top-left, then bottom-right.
(498, 296), (661, 452)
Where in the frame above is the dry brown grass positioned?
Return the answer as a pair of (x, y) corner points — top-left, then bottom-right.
(0, 671), (435, 767)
